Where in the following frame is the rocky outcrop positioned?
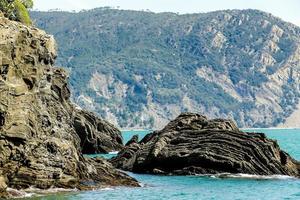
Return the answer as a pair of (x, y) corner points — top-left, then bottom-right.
(111, 113), (300, 177)
(125, 134), (138, 146)
(0, 16), (137, 198)
(73, 109), (123, 154)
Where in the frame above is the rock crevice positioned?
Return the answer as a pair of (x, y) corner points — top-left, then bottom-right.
(0, 16), (138, 198)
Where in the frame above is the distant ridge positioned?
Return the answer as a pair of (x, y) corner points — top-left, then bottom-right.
(31, 8), (300, 129)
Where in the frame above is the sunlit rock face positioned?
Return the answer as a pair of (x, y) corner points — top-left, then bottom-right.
(0, 16), (138, 198)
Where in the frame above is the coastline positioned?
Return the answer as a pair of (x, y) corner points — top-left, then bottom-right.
(241, 127), (300, 130)
(120, 127), (300, 132)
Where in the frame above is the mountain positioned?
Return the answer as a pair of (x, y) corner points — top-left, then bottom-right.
(30, 8), (300, 129)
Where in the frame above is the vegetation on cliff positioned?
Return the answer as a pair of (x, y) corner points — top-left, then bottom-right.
(0, 0), (32, 25)
(31, 9), (300, 129)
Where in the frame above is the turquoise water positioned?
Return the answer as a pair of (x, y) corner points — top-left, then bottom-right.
(26, 129), (300, 200)
(122, 130), (151, 144)
(84, 130), (150, 159)
(243, 128), (300, 160)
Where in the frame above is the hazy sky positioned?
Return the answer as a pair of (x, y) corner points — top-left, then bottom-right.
(33, 0), (300, 26)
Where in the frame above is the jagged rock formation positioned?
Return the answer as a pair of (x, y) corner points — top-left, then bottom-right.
(125, 134), (138, 146)
(0, 16), (138, 198)
(31, 9), (300, 129)
(111, 113), (300, 177)
(73, 109), (123, 154)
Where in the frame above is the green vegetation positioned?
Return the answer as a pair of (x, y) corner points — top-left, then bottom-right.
(30, 9), (300, 128)
(0, 0), (33, 25)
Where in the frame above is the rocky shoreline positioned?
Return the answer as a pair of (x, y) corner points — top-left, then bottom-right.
(0, 16), (138, 198)
(111, 113), (300, 177)
(0, 12), (300, 199)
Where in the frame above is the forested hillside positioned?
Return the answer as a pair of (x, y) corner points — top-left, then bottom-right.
(31, 8), (300, 129)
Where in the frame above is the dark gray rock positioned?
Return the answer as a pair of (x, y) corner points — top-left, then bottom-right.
(74, 109), (123, 154)
(111, 113), (300, 177)
(125, 135), (139, 146)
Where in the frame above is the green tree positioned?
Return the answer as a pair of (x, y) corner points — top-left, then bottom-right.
(13, 0), (32, 25)
(20, 0), (33, 9)
(0, 0), (14, 18)
(0, 0), (33, 25)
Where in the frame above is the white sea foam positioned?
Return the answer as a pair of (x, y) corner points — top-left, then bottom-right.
(24, 186), (78, 193)
(207, 173), (296, 180)
(109, 151), (119, 154)
(139, 183), (146, 187)
(7, 187), (78, 199)
(100, 187), (114, 191)
(7, 188), (35, 199)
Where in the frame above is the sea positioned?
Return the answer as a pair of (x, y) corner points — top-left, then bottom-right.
(22, 129), (300, 200)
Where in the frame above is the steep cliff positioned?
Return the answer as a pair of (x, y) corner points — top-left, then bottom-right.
(31, 9), (300, 129)
(0, 15), (137, 198)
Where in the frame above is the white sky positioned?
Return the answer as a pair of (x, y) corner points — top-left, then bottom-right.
(33, 0), (300, 26)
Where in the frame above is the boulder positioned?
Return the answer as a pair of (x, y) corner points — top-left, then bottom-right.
(0, 16), (138, 198)
(111, 113), (300, 177)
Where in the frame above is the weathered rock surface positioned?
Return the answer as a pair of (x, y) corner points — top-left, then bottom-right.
(73, 109), (123, 154)
(0, 16), (137, 198)
(111, 113), (300, 177)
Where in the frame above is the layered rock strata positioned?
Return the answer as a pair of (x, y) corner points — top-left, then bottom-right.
(111, 113), (300, 177)
(73, 109), (123, 154)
